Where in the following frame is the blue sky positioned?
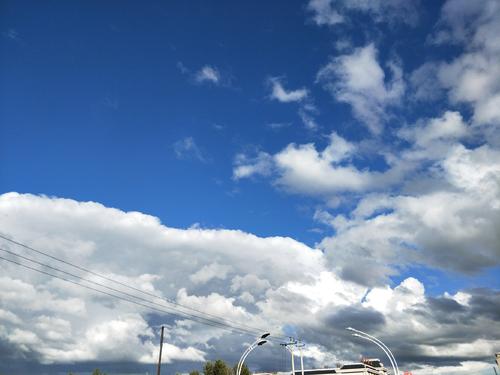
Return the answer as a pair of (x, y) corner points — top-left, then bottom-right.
(1, 1), (500, 374)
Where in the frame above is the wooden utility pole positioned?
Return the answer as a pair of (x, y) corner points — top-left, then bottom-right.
(157, 325), (164, 375)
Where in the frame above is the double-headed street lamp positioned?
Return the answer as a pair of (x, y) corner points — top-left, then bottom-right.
(236, 332), (270, 375)
(346, 327), (399, 375)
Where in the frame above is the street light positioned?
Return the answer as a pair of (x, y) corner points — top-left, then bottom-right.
(236, 333), (270, 375)
(352, 334), (397, 375)
(346, 327), (399, 375)
(347, 327), (399, 375)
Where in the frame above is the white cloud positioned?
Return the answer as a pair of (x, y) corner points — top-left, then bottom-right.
(398, 111), (468, 148)
(273, 140), (369, 194)
(173, 137), (207, 162)
(298, 108), (319, 130)
(307, 0), (420, 27)
(319, 142), (500, 284)
(269, 77), (309, 103)
(0, 193), (498, 372)
(0, 192), (326, 363)
(190, 262), (232, 284)
(362, 277), (425, 314)
(234, 131), (409, 195)
(307, 0), (344, 26)
(317, 44), (404, 134)
(233, 151), (273, 179)
(195, 65), (220, 84)
(422, 0), (500, 140)
(230, 274), (271, 293)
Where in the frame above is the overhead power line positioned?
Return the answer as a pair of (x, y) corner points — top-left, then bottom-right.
(0, 246), (257, 336)
(0, 233), (290, 342)
(0, 254), (255, 336)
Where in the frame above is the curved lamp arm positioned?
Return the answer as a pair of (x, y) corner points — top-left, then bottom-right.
(347, 327), (399, 375)
(352, 334), (397, 375)
(237, 334), (269, 375)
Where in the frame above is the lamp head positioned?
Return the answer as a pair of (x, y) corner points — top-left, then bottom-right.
(261, 332), (271, 339)
(257, 340), (268, 346)
(346, 327), (354, 331)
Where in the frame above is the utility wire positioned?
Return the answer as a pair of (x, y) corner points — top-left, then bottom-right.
(0, 253), (265, 338)
(0, 246), (260, 337)
(0, 233), (280, 338)
(0, 233), (291, 341)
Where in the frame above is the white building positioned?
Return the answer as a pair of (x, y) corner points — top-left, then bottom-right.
(290, 359), (388, 375)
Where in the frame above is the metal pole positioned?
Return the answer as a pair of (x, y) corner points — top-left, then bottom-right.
(284, 344), (296, 375)
(237, 335), (269, 375)
(299, 346), (305, 375)
(352, 334), (396, 375)
(238, 345), (255, 375)
(156, 325), (164, 375)
(348, 327), (399, 375)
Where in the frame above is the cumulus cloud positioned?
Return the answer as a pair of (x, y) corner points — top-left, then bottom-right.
(319, 142), (500, 285)
(233, 131), (409, 195)
(398, 111), (468, 148)
(234, 104), (500, 285)
(0, 192), (498, 373)
(190, 262), (232, 284)
(412, 0), (500, 143)
(0, 192), (322, 364)
(317, 44), (404, 134)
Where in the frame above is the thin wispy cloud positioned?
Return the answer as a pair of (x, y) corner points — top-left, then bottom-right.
(2, 28), (20, 41)
(173, 137), (207, 162)
(307, 0), (420, 27)
(194, 65), (221, 85)
(177, 62), (228, 87)
(266, 122), (291, 130)
(268, 77), (309, 103)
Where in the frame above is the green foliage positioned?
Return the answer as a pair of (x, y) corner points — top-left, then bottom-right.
(91, 369), (106, 375)
(203, 359), (235, 375)
(190, 371), (201, 375)
(214, 359), (232, 375)
(240, 363), (251, 375)
(233, 362), (251, 375)
(204, 361), (215, 375)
